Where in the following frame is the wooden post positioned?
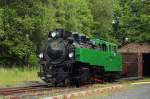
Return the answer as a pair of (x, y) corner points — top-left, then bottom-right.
(137, 53), (143, 78)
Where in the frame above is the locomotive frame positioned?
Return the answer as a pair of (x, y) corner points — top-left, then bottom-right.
(38, 29), (122, 86)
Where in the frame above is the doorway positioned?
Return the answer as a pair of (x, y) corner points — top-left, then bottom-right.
(143, 53), (150, 77)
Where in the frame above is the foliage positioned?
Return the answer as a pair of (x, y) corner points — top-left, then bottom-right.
(0, 0), (41, 65)
(51, 0), (93, 36)
(89, 0), (115, 41)
(113, 0), (150, 44)
(0, 0), (94, 66)
(28, 53), (39, 66)
(0, 0), (149, 66)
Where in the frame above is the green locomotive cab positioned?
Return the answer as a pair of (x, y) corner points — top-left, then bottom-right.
(74, 39), (122, 72)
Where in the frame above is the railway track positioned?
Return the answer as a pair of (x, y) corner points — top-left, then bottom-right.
(0, 84), (55, 95)
(0, 83), (90, 96)
(0, 77), (140, 96)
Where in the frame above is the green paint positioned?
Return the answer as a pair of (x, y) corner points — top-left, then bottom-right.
(74, 39), (122, 72)
(75, 48), (122, 71)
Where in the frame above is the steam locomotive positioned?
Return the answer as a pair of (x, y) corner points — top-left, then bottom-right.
(38, 29), (122, 86)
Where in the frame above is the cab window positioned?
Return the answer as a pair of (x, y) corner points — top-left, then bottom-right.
(102, 44), (107, 51)
(109, 45), (111, 52)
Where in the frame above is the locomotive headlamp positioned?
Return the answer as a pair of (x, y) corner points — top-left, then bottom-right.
(39, 53), (43, 58)
(51, 32), (57, 38)
(69, 52), (74, 58)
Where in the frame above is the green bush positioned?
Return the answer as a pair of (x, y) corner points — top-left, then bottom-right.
(28, 53), (39, 66)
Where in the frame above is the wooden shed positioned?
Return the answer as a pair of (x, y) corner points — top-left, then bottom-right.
(119, 43), (150, 78)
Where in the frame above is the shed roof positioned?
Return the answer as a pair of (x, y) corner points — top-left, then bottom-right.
(119, 43), (150, 53)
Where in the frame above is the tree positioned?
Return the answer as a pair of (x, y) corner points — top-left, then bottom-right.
(52, 0), (93, 36)
(113, 0), (150, 44)
(89, 0), (116, 41)
(0, 0), (94, 65)
(0, 0), (46, 65)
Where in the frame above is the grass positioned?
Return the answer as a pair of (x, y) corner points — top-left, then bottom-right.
(0, 67), (41, 87)
(133, 77), (150, 82)
(118, 77), (150, 85)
